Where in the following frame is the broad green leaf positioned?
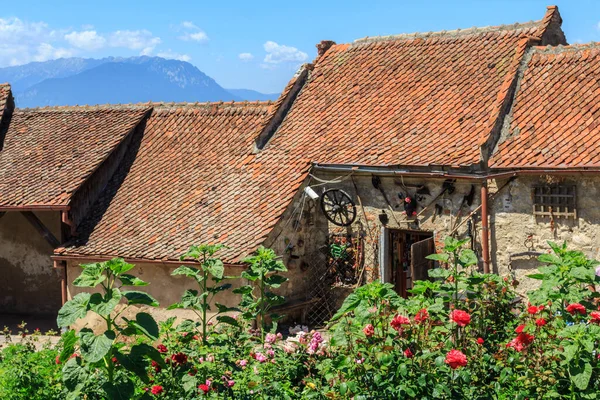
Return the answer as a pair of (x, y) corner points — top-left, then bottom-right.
(538, 254), (562, 265)
(205, 258), (224, 279)
(172, 265), (201, 278)
(570, 361), (592, 390)
(241, 269), (259, 281)
(459, 249), (478, 266)
(57, 292), (91, 327)
(62, 356), (88, 391)
(526, 273), (545, 280)
(73, 265), (106, 288)
(232, 285), (253, 295)
(102, 379), (134, 400)
(119, 274), (149, 287)
(106, 258), (135, 275)
(215, 303), (241, 313)
(126, 312), (159, 340)
(182, 374), (198, 393)
(264, 274), (288, 288)
(570, 266), (595, 282)
(331, 293), (361, 321)
(89, 287), (122, 317)
(176, 319), (199, 332)
(117, 344), (164, 383)
(209, 283), (232, 293)
(217, 315), (239, 327)
(123, 291), (159, 307)
(59, 329), (78, 364)
(426, 253), (450, 263)
(79, 328), (115, 363)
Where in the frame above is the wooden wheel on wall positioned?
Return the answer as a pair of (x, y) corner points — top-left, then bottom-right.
(320, 189), (357, 227)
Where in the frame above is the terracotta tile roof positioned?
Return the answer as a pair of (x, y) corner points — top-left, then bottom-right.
(56, 8), (566, 263)
(261, 18), (558, 168)
(57, 102), (308, 262)
(0, 105), (150, 208)
(490, 44), (600, 168)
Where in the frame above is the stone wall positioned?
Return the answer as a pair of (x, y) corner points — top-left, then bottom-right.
(308, 171), (484, 284)
(490, 175), (600, 292)
(0, 211), (62, 315)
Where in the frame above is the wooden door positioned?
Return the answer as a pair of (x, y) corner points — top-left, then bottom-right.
(410, 237), (434, 283)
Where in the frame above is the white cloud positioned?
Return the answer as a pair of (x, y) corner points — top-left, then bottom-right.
(239, 52), (254, 61)
(177, 21), (209, 43)
(64, 30), (106, 50)
(157, 50), (191, 62)
(109, 30), (161, 55)
(34, 43), (74, 62)
(0, 18), (71, 66)
(263, 41), (308, 64)
(181, 21), (198, 30)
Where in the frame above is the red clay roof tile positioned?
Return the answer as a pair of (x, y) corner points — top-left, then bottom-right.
(264, 19), (550, 168)
(0, 105), (149, 207)
(490, 44), (600, 168)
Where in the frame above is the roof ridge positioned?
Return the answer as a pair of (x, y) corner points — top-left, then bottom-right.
(353, 20), (540, 45)
(15, 100), (273, 113)
(533, 42), (600, 53)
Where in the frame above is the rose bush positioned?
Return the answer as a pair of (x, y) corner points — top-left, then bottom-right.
(1, 238), (599, 398)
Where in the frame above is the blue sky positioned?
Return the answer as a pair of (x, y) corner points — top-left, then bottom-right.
(1, 0), (599, 93)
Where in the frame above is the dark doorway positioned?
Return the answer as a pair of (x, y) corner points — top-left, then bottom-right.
(388, 230), (434, 297)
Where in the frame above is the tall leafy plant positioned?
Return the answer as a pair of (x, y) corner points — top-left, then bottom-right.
(168, 244), (238, 345)
(235, 246), (288, 341)
(56, 258), (163, 399)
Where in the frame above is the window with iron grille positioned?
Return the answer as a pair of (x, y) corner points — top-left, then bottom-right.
(532, 185), (577, 219)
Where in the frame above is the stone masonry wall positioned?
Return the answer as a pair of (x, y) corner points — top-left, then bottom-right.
(490, 175), (600, 293)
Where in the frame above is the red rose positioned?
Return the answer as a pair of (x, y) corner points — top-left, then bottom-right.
(151, 360), (161, 372)
(566, 303), (586, 315)
(445, 350), (467, 369)
(157, 344), (168, 353)
(507, 332), (534, 352)
(404, 348), (414, 358)
(390, 315), (410, 332)
(150, 385), (164, 395)
(414, 308), (429, 324)
(171, 352), (188, 365)
(198, 384), (210, 394)
(535, 318), (547, 327)
(590, 311), (600, 324)
(477, 337), (484, 345)
(515, 324), (525, 333)
(363, 324), (375, 337)
(527, 305), (538, 315)
(55, 355), (60, 365)
(450, 310), (471, 327)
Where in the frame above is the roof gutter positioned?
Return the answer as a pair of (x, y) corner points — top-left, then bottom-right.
(313, 163), (600, 181)
(0, 205), (70, 211)
(51, 253), (245, 268)
(312, 163), (486, 181)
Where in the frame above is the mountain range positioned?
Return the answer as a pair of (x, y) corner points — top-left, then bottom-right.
(0, 56), (280, 108)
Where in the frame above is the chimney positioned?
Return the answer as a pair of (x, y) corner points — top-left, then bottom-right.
(316, 40), (336, 57)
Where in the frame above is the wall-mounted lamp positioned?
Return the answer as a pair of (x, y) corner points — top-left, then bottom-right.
(304, 186), (320, 200)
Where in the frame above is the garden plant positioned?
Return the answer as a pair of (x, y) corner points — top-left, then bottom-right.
(0, 238), (599, 399)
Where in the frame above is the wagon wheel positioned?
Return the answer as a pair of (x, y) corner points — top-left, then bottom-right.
(320, 189), (357, 227)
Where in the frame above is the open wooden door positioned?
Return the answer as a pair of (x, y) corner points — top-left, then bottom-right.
(410, 237), (434, 283)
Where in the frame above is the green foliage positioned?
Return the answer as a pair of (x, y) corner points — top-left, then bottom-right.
(169, 243), (237, 345)
(238, 246), (288, 341)
(55, 257), (159, 399)
(528, 241), (600, 308)
(5, 241), (600, 398)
